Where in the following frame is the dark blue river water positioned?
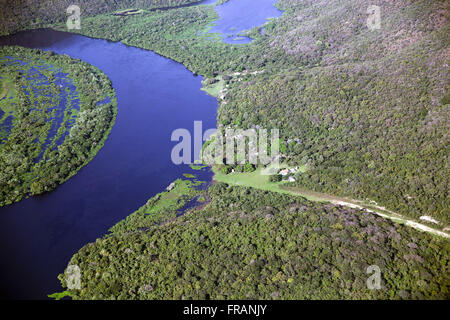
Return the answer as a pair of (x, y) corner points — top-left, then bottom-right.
(0, 29), (218, 299)
(0, 0), (283, 299)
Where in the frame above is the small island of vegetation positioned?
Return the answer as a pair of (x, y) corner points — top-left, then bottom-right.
(0, 46), (117, 206)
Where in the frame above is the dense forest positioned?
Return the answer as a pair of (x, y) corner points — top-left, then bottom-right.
(0, 0), (448, 300)
(59, 181), (449, 299)
(219, 0), (450, 225)
(37, 0), (449, 223)
(0, 0), (202, 36)
(0, 46), (117, 206)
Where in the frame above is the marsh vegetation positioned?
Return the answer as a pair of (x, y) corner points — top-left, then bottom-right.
(0, 46), (117, 206)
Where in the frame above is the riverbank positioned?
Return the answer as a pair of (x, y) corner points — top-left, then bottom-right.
(0, 45), (117, 207)
(57, 173), (450, 300)
(213, 167), (450, 239)
(0, 29), (218, 299)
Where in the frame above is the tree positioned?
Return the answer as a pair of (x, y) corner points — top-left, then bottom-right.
(270, 175), (282, 182)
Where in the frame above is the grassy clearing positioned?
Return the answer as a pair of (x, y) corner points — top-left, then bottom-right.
(61, 177), (450, 300)
(213, 166), (450, 239)
(146, 179), (200, 214)
(48, 291), (72, 300)
(0, 77), (17, 128)
(213, 166), (324, 202)
(112, 8), (144, 16)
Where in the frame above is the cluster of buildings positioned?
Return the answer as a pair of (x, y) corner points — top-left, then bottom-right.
(278, 167), (300, 182)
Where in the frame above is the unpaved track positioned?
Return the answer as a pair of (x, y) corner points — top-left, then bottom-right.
(275, 185), (449, 239)
(330, 199), (450, 239)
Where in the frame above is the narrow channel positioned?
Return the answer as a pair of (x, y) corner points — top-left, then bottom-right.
(0, 0), (283, 299)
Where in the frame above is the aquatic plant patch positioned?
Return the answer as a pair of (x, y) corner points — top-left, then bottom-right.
(0, 46), (117, 206)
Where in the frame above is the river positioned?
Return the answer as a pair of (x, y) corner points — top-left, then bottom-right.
(0, 0), (283, 299)
(205, 0), (283, 43)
